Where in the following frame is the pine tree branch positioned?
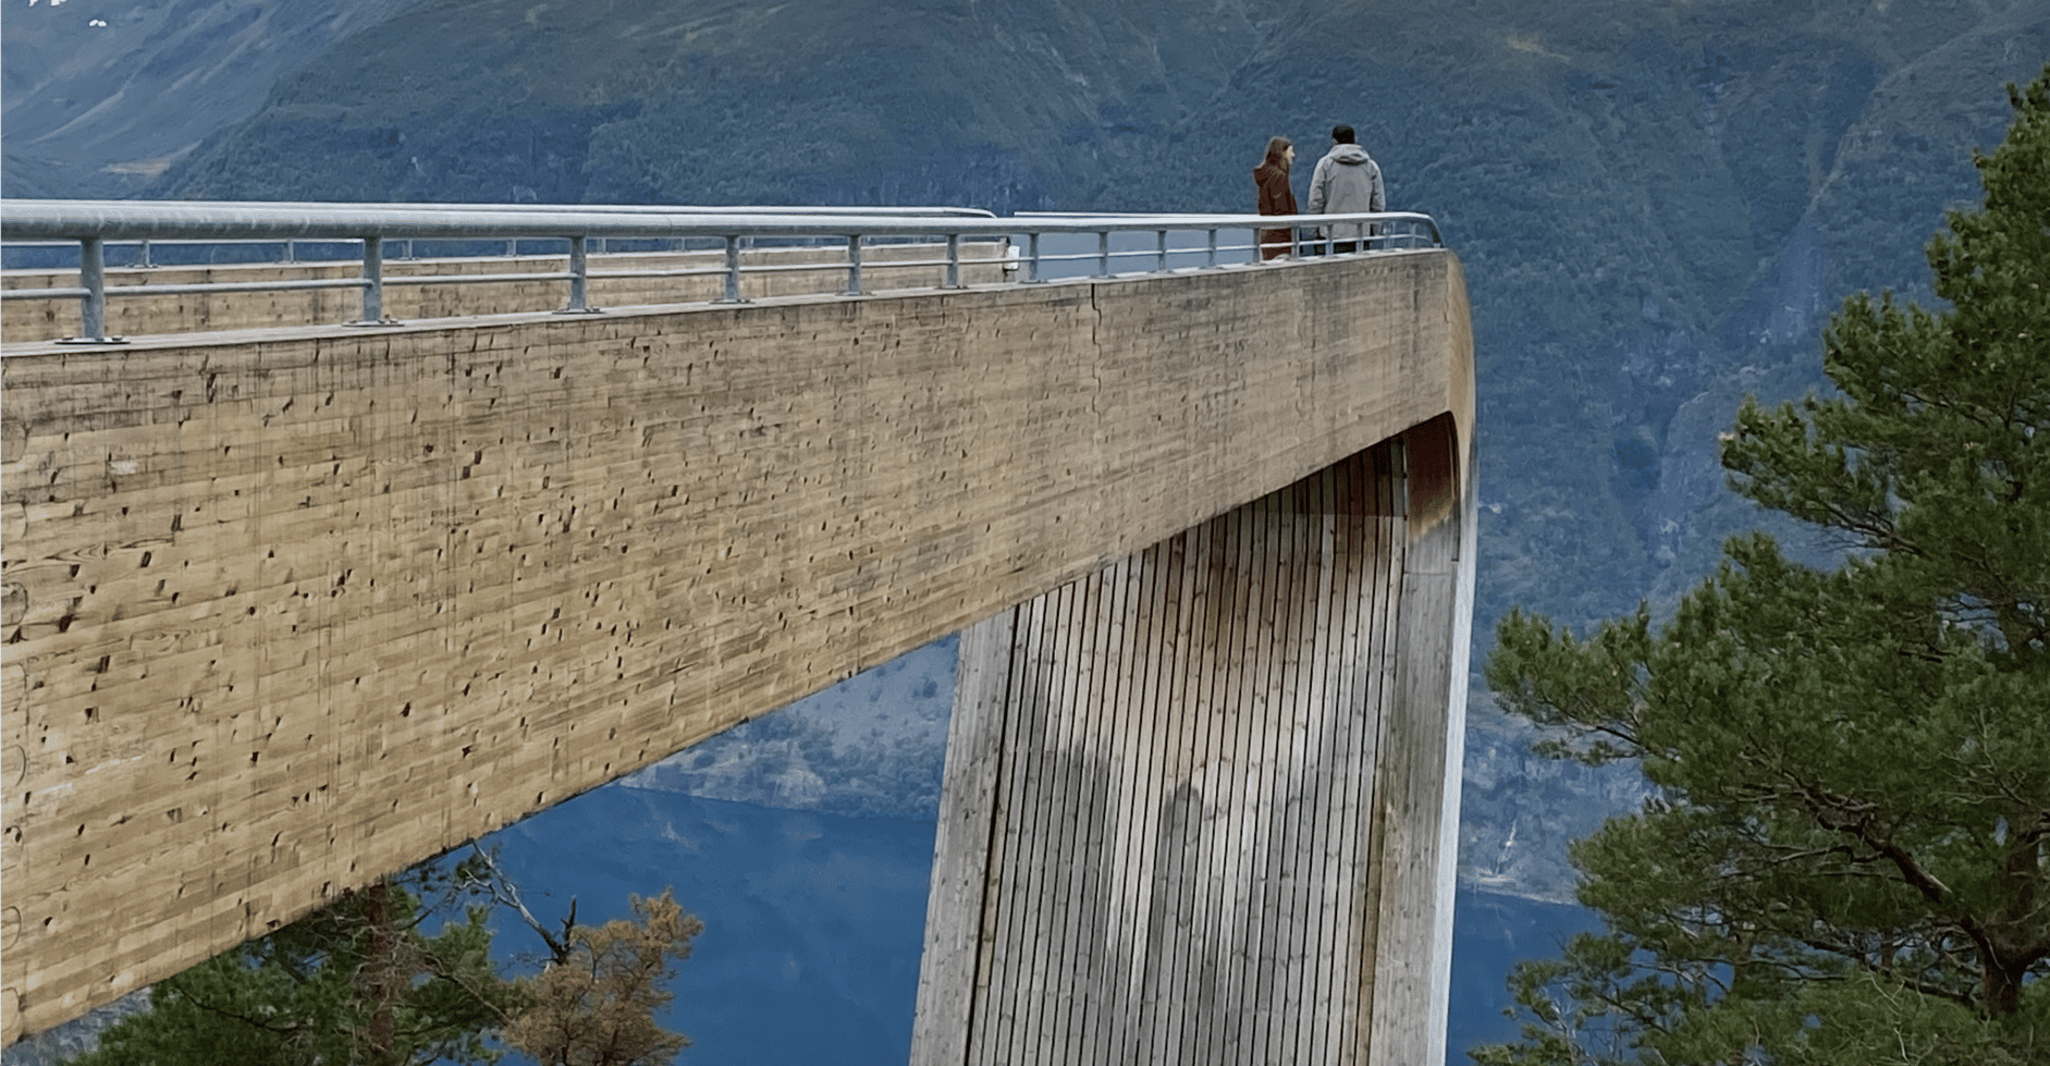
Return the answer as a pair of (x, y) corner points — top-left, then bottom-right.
(180, 990), (311, 1035)
(471, 843), (575, 965)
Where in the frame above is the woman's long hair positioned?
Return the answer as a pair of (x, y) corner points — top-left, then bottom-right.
(1260, 135), (1293, 172)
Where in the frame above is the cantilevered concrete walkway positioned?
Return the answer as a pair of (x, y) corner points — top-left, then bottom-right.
(2, 207), (1471, 1062)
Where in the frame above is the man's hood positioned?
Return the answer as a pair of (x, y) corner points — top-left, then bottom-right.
(1325, 143), (1373, 165)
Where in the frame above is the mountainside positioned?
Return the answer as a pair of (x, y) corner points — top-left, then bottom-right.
(0, 0), (416, 197)
(8, 7), (2047, 1054)
(7, 0), (2046, 947)
(150, 0), (2050, 630)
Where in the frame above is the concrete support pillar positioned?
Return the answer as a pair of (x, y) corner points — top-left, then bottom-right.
(913, 421), (1472, 1066)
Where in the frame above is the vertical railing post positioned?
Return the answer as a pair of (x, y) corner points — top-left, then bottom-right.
(719, 235), (744, 303)
(1095, 230), (1111, 278)
(846, 235), (864, 296)
(1206, 228), (1218, 269)
(945, 234), (961, 289)
(78, 236), (107, 342)
(1155, 229), (1168, 273)
(138, 239), (154, 269)
(564, 235), (591, 312)
(1027, 231), (1043, 283)
(360, 236), (384, 323)
(283, 240), (296, 265)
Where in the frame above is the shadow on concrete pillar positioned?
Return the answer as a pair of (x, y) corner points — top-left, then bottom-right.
(913, 417), (1473, 1066)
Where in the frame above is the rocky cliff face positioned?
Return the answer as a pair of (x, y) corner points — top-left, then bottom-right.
(1459, 698), (1656, 902)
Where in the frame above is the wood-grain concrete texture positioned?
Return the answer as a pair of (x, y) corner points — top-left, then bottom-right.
(0, 248), (1471, 1043)
(911, 418), (1475, 1066)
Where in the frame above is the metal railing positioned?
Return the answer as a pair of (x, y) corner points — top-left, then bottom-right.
(0, 200), (1443, 344)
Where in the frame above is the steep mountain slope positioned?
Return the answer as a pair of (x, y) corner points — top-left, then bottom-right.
(0, 0), (420, 197)
(13, 0), (2047, 901)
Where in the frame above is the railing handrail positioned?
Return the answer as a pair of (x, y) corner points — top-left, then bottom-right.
(0, 200), (1430, 243)
(1, 200), (1443, 344)
(0, 201), (999, 233)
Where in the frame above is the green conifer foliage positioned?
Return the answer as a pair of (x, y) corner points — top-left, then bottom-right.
(1475, 66), (2049, 1065)
(71, 865), (516, 1066)
(61, 853), (701, 1065)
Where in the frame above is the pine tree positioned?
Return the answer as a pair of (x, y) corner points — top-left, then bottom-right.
(65, 852), (702, 1065)
(1473, 66), (2049, 1065)
(71, 861), (515, 1066)
(501, 889), (702, 1066)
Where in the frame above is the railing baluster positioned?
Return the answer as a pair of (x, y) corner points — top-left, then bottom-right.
(1096, 230), (1111, 279)
(78, 236), (106, 342)
(360, 236), (384, 324)
(1156, 230), (1168, 273)
(1028, 232), (1043, 284)
(564, 235), (591, 313)
(1206, 229), (1217, 269)
(719, 235), (745, 303)
(847, 235), (864, 296)
(946, 234), (961, 289)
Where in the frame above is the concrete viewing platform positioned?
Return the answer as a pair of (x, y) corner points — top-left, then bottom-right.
(3, 204), (1472, 1063)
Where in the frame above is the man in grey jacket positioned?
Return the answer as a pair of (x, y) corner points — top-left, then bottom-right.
(1306, 125), (1385, 253)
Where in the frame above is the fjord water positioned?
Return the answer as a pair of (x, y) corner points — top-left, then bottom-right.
(476, 723), (1596, 1064)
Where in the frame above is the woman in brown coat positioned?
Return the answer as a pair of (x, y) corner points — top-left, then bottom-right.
(1254, 136), (1297, 261)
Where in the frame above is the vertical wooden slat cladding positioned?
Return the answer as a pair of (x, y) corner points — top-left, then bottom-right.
(915, 437), (1465, 1066)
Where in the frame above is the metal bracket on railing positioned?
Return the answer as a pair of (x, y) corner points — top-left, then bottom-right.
(945, 234), (962, 289)
(846, 235), (864, 296)
(1155, 230), (1168, 273)
(1206, 229), (1218, 270)
(1027, 232), (1044, 284)
(1095, 231), (1111, 279)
